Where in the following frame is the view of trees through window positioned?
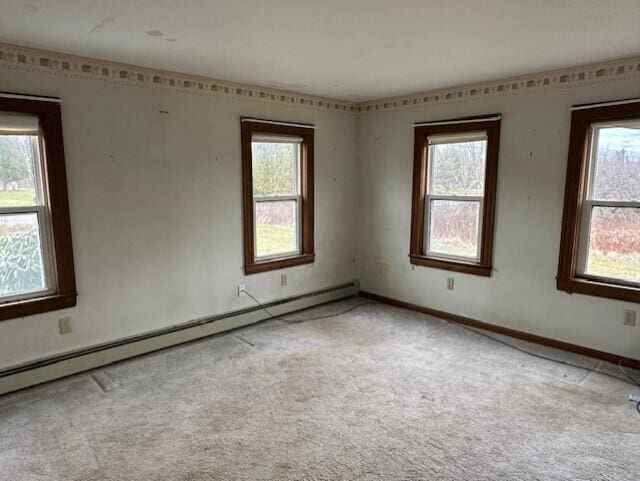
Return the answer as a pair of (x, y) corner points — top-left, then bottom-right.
(431, 140), (486, 196)
(0, 134), (46, 297)
(584, 125), (640, 284)
(252, 141), (299, 257)
(0, 135), (37, 206)
(427, 139), (486, 259)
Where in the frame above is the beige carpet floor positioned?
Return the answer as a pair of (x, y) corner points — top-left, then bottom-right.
(1, 297), (638, 480)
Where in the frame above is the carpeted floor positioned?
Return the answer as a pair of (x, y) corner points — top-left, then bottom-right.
(1, 297), (638, 481)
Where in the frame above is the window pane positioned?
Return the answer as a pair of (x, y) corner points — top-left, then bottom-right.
(430, 140), (486, 196)
(252, 142), (298, 196)
(0, 135), (39, 206)
(0, 213), (46, 297)
(428, 200), (480, 259)
(255, 200), (298, 258)
(584, 207), (640, 284)
(591, 125), (640, 201)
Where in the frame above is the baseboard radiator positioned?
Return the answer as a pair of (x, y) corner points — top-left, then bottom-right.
(0, 281), (359, 396)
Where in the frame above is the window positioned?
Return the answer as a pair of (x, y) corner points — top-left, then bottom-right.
(558, 99), (640, 302)
(410, 115), (501, 276)
(0, 94), (76, 320)
(241, 118), (314, 274)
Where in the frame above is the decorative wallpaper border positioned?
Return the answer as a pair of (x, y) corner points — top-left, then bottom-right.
(0, 42), (358, 113)
(357, 55), (640, 113)
(1, 42), (638, 115)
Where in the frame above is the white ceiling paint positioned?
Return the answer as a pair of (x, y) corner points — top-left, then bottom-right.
(0, 0), (638, 101)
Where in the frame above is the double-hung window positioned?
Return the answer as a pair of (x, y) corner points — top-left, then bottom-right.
(410, 115), (501, 276)
(241, 119), (314, 274)
(252, 136), (302, 260)
(0, 94), (76, 320)
(0, 114), (53, 301)
(558, 99), (640, 302)
(425, 132), (487, 261)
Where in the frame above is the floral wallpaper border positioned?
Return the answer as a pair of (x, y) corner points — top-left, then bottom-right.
(358, 56), (640, 113)
(0, 42), (357, 112)
(1, 42), (638, 115)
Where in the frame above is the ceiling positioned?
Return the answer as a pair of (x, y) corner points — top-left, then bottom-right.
(0, 0), (639, 102)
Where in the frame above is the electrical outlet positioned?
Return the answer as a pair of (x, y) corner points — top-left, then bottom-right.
(447, 278), (454, 290)
(624, 310), (636, 326)
(238, 284), (246, 297)
(281, 274), (287, 287)
(58, 317), (72, 335)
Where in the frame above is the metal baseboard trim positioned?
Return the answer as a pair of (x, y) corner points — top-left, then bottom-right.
(0, 281), (359, 395)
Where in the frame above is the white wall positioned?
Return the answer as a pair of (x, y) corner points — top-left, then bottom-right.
(0, 68), (359, 369)
(357, 78), (640, 360)
(1, 61), (639, 371)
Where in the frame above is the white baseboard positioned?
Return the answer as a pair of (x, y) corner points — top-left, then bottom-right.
(0, 281), (359, 396)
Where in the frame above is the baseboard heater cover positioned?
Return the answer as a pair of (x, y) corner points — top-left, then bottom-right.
(0, 281), (359, 396)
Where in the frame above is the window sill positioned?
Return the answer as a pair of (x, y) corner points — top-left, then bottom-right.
(0, 292), (77, 322)
(409, 254), (492, 277)
(245, 253), (315, 275)
(557, 277), (639, 303)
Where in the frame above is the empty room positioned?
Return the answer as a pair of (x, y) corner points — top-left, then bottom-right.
(0, 1), (639, 479)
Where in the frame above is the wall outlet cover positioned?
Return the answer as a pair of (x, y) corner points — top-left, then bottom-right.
(624, 310), (636, 326)
(238, 284), (246, 297)
(447, 278), (455, 290)
(58, 317), (72, 335)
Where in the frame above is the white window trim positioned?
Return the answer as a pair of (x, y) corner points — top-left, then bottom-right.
(251, 137), (302, 261)
(576, 120), (640, 287)
(0, 132), (57, 304)
(423, 133), (487, 264)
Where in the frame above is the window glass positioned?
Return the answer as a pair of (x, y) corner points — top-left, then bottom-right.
(252, 141), (298, 196)
(0, 134), (39, 207)
(580, 121), (640, 286)
(584, 206), (640, 284)
(255, 200), (297, 258)
(430, 138), (486, 196)
(428, 200), (480, 259)
(426, 134), (487, 262)
(591, 124), (640, 201)
(0, 212), (46, 297)
(252, 137), (301, 259)
(0, 114), (49, 300)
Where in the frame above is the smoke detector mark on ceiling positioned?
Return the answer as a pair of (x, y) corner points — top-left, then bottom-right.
(145, 30), (164, 37)
(23, 4), (38, 12)
(89, 16), (115, 34)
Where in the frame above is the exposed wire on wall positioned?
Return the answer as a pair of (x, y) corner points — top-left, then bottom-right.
(241, 289), (374, 324)
(242, 290), (640, 414)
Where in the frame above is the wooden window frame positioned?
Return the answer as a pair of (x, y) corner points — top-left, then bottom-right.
(557, 100), (640, 303)
(0, 95), (76, 321)
(241, 118), (314, 275)
(409, 115), (501, 277)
